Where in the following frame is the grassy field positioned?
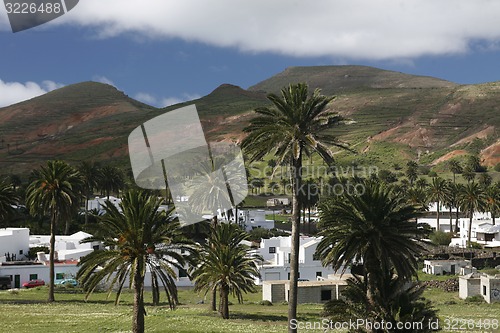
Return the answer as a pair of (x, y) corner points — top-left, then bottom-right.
(1, 280), (499, 333)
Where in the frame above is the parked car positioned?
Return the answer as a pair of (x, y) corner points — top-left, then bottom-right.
(0, 276), (11, 290)
(55, 278), (78, 287)
(22, 279), (45, 288)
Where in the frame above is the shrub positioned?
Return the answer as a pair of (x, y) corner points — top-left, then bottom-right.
(428, 171), (438, 178)
(429, 231), (452, 246)
(8, 289), (19, 295)
(465, 295), (485, 303)
(494, 163), (500, 172)
(259, 300), (273, 306)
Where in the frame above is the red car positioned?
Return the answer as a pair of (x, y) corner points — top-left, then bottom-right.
(22, 279), (45, 288)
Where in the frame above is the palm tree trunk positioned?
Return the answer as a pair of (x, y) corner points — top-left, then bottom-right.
(211, 286), (217, 311)
(455, 209), (460, 233)
(48, 210), (56, 302)
(64, 217), (70, 235)
(436, 202), (440, 232)
(84, 196), (89, 225)
(449, 206), (453, 234)
(467, 213), (473, 247)
(288, 156), (302, 333)
(220, 285), (230, 319)
(132, 259), (145, 333)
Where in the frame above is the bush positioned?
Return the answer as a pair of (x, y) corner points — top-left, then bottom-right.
(428, 171), (438, 177)
(259, 300), (273, 306)
(469, 242), (483, 249)
(429, 231), (452, 246)
(8, 289), (19, 295)
(494, 163), (500, 172)
(465, 295), (485, 303)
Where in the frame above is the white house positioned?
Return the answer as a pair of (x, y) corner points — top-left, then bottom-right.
(254, 236), (349, 284)
(0, 228), (30, 262)
(0, 260), (79, 288)
(29, 231), (103, 261)
(422, 259), (470, 275)
(240, 210), (275, 231)
(450, 219), (500, 248)
(459, 273), (500, 303)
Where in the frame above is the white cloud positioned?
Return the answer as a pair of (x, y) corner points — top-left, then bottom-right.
(134, 92), (201, 107)
(92, 75), (117, 87)
(54, 0), (500, 60)
(0, 79), (64, 107)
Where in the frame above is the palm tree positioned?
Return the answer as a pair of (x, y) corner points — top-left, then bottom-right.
(405, 161), (418, 186)
(26, 160), (82, 302)
(98, 165), (124, 199)
(323, 274), (439, 333)
(462, 165), (476, 183)
(448, 159), (462, 184)
(78, 161), (100, 225)
(77, 190), (192, 333)
(485, 184), (500, 225)
(427, 177), (448, 232)
(191, 223), (260, 319)
(0, 179), (18, 225)
(242, 83), (350, 332)
(458, 182), (486, 247)
(316, 179), (423, 312)
(443, 180), (459, 233)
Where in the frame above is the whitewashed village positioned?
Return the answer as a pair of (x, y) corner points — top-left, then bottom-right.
(2, 191), (500, 307)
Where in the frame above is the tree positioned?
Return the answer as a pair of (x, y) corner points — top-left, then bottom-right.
(458, 182), (487, 247)
(443, 180), (460, 233)
(0, 179), (18, 226)
(98, 165), (124, 199)
(405, 161), (418, 186)
(242, 83), (350, 332)
(323, 275), (439, 333)
(427, 177), (448, 232)
(191, 223), (260, 319)
(26, 160), (82, 302)
(77, 190), (191, 333)
(78, 161), (101, 225)
(448, 159), (463, 184)
(485, 184), (500, 225)
(478, 173), (493, 188)
(316, 179), (423, 312)
(462, 166), (476, 183)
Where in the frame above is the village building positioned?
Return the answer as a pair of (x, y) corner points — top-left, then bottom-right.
(459, 273), (500, 303)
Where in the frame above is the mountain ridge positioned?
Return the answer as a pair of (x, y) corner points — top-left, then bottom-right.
(0, 65), (498, 175)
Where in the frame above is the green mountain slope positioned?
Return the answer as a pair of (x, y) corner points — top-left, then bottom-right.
(0, 66), (498, 176)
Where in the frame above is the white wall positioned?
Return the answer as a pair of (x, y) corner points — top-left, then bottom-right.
(0, 228), (30, 262)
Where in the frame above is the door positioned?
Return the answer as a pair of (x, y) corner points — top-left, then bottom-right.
(14, 275), (20, 288)
(450, 265), (455, 275)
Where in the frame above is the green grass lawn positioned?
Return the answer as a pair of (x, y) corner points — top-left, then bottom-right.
(0, 282), (499, 333)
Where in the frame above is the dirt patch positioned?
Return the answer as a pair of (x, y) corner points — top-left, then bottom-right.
(480, 140), (500, 166)
(451, 125), (495, 147)
(431, 150), (468, 165)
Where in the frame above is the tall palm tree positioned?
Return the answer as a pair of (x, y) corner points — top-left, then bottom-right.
(485, 184), (500, 225)
(242, 83), (350, 331)
(77, 190), (192, 333)
(26, 160), (82, 302)
(190, 223), (260, 319)
(98, 165), (124, 199)
(0, 179), (19, 225)
(316, 179), (423, 312)
(78, 161), (101, 225)
(405, 161), (418, 186)
(448, 159), (462, 184)
(427, 177), (448, 232)
(458, 182), (487, 247)
(443, 180), (459, 233)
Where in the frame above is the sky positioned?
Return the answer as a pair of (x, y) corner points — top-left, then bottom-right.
(2, 0), (500, 108)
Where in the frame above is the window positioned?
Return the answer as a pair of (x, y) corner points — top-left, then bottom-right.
(19, 250), (23, 255)
(312, 253), (321, 261)
(178, 268), (188, 278)
(29, 274), (38, 280)
(93, 245), (100, 251)
(483, 286), (487, 296)
(287, 273), (290, 280)
(269, 247), (276, 254)
(321, 289), (332, 301)
(316, 272), (322, 277)
(56, 273), (64, 280)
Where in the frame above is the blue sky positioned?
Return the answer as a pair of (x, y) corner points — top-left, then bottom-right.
(2, 0), (500, 108)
